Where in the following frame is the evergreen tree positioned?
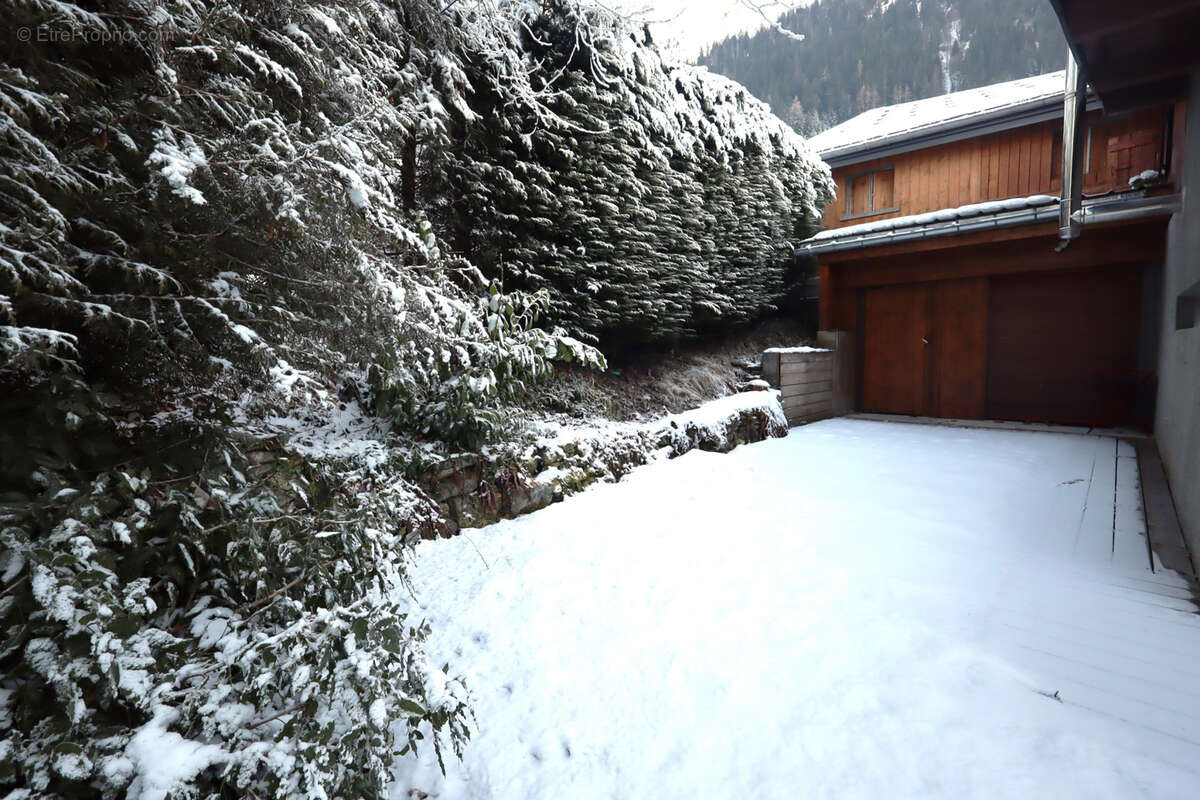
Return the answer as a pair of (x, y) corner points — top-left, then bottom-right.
(432, 1), (834, 354)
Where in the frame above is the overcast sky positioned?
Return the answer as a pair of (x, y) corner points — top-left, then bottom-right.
(613, 1), (799, 60)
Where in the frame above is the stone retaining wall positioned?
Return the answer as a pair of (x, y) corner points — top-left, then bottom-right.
(416, 392), (789, 536)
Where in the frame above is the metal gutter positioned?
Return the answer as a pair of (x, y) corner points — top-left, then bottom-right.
(795, 204), (1060, 256)
(1073, 193), (1182, 225)
(794, 192), (1180, 257)
(819, 95), (1103, 169)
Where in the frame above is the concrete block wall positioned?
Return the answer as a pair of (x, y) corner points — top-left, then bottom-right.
(1155, 70), (1200, 575)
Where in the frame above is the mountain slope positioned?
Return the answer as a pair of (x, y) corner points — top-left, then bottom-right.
(699, 0), (1066, 136)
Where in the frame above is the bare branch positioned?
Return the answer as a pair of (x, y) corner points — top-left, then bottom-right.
(738, 0), (806, 42)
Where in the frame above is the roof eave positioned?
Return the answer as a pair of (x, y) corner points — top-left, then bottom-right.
(795, 204), (1061, 256)
(795, 193), (1179, 257)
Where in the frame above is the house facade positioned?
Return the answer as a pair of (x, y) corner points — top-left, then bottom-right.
(800, 73), (1178, 429)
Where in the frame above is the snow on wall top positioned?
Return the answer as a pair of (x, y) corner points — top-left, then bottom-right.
(807, 71), (1067, 160)
(763, 346), (829, 354)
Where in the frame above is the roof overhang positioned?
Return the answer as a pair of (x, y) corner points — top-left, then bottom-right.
(819, 94), (1102, 168)
(796, 193), (1179, 257)
(1049, 0), (1200, 113)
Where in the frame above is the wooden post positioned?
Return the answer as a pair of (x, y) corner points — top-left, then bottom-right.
(818, 264), (834, 331)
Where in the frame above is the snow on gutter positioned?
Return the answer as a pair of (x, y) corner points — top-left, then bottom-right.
(1072, 193), (1181, 226)
(794, 192), (1178, 257)
(795, 195), (1058, 256)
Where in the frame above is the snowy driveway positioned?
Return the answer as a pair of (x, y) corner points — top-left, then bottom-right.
(394, 419), (1200, 799)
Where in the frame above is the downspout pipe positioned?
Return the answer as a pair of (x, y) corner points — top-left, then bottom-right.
(1058, 52), (1088, 249)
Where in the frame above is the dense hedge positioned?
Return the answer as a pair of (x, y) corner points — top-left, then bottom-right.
(431, 0), (834, 352)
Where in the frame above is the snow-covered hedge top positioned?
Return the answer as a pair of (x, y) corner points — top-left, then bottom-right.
(550, 6), (821, 165)
(663, 390), (788, 436)
(535, 390), (787, 452)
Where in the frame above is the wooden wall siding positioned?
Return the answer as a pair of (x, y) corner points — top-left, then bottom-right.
(861, 286), (926, 416)
(929, 279), (989, 419)
(1103, 107), (1168, 188)
(853, 266), (1143, 426)
(819, 107), (1171, 231)
(761, 350), (836, 426)
(820, 219), (1170, 337)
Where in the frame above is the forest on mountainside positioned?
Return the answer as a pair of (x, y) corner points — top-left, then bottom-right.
(699, 0), (1066, 136)
(0, 1), (830, 798)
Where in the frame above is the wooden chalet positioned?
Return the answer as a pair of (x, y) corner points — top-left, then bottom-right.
(797, 2), (1200, 571)
(800, 72), (1177, 428)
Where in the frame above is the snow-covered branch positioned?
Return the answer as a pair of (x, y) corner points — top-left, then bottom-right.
(739, 0), (806, 41)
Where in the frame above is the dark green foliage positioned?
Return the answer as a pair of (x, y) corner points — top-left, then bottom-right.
(0, 376), (471, 798)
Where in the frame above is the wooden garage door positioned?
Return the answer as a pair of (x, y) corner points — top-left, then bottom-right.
(987, 265), (1142, 427)
(861, 279), (989, 418)
(862, 284), (927, 416)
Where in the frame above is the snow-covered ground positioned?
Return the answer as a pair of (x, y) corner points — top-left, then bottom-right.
(393, 419), (1200, 799)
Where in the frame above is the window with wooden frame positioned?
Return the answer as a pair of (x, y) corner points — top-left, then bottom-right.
(843, 167), (899, 220)
(1052, 108), (1167, 193)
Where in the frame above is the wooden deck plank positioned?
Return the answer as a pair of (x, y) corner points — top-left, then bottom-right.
(783, 401), (833, 415)
(1112, 447), (1152, 572)
(783, 399), (834, 415)
(1072, 437), (1118, 564)
(779, 373), (834, 388)
(1002, 646), (1200, 750)
(1134, 439), (1197, 579)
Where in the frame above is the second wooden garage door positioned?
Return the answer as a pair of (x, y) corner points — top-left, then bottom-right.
(987, 265), (1142, 427)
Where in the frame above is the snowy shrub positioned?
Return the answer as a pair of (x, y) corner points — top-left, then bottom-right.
(0, 382), (471, 798)
(0, 0), (599, 439)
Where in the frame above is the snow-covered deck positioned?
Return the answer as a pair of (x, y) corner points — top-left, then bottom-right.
(394, 418), (1200, 799)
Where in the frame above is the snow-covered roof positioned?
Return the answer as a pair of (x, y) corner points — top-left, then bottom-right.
(808, 72), (1070, 165)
